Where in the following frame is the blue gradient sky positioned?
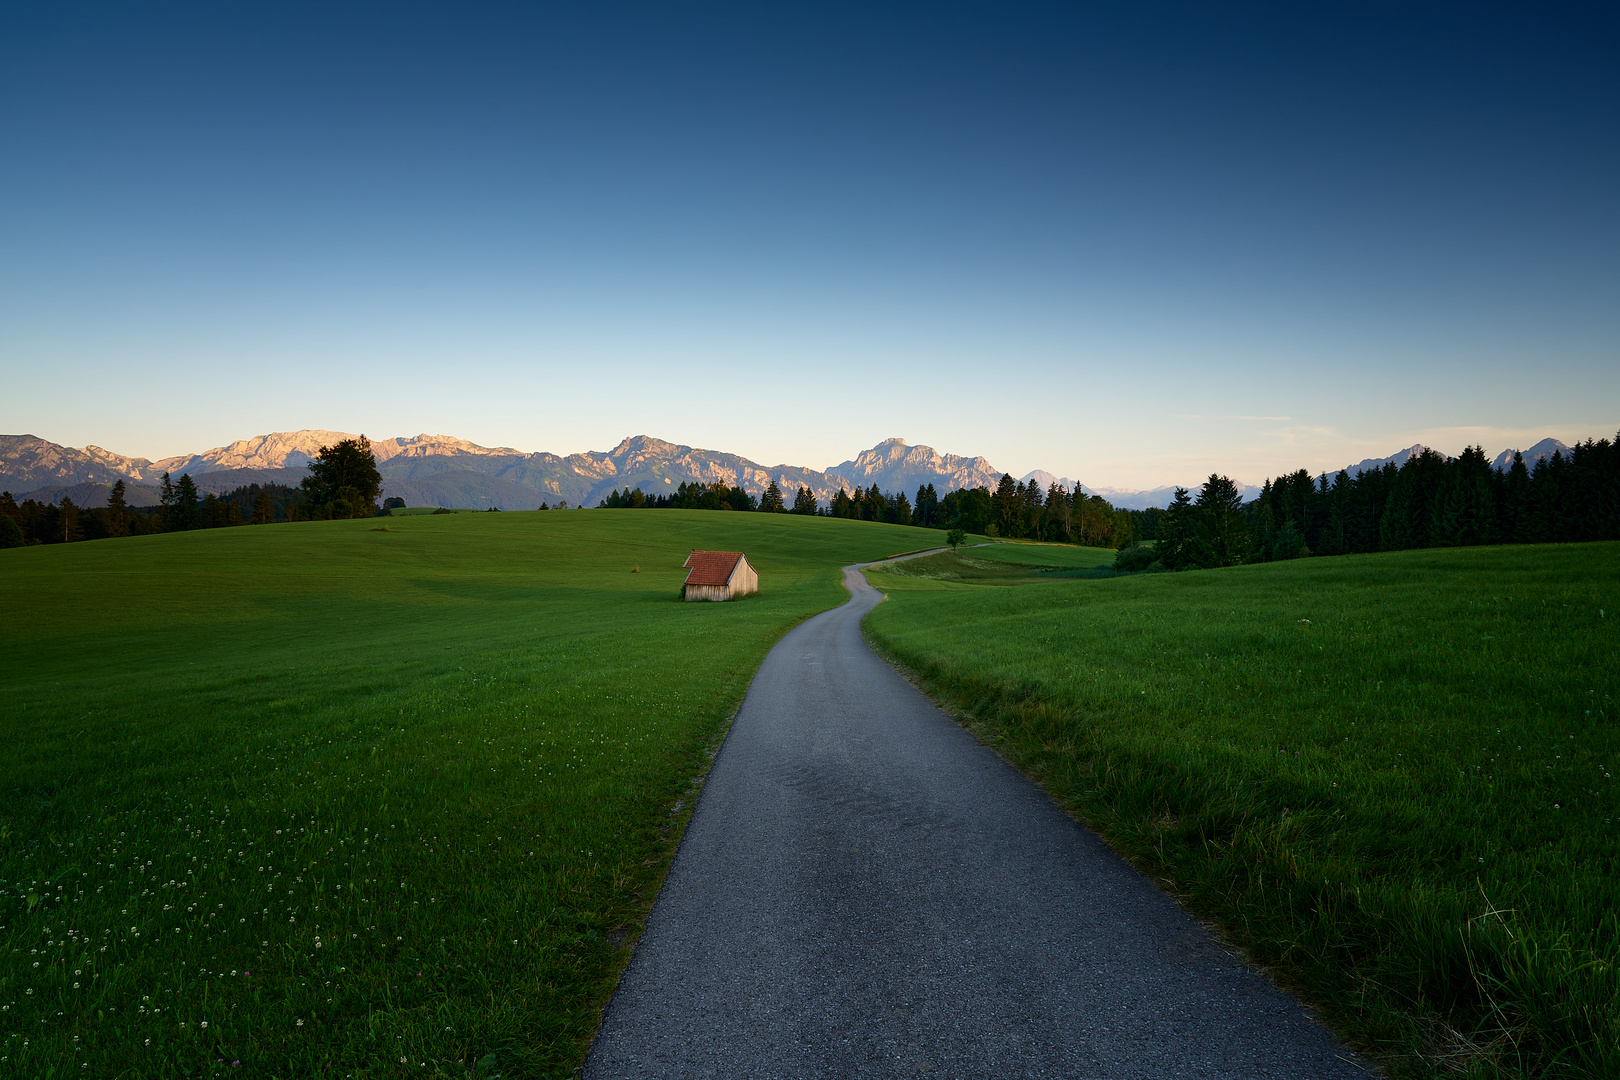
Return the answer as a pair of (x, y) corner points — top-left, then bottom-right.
(2, 2), (1616, 488)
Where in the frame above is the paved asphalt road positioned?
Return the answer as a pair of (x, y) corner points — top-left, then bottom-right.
(584, 562), (1374, 1079)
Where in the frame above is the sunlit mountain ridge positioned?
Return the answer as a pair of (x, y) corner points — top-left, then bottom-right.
(0, 431), (1588, 511)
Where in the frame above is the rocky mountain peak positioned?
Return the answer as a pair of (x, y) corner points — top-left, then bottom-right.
(609, 435), (684, 459)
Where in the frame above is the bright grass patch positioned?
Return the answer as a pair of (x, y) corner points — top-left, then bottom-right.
(864, 542), (1619, 1080)
(0, 510), (948, 1078)
(877, 540), (1119, 582)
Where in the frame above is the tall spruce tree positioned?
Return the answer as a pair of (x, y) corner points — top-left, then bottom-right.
(1538, 451), (1575, 541)
(792, 485), (818, 515)
(159, 472), (177, 532)
(993, 474), (1020, 537)
(1500, 451), (1531, 542)
(1319, 471), (1350, 556)
(1045, 483), (1071, 542)
(106, 480), (130, 538)
(173, 474), (201, 531)
(1018, 480), (1043, 538)
(913, 483), (940, 528)
(59, 497), (83, 543)
(759, 480), (785, 513)
(1192, 475), (1247, 567)
(1157, 488), (1194, 569)
(1251, 484), (1277, 562)
(1431, 445), (1494, 546)
(863, 485), (886, 522)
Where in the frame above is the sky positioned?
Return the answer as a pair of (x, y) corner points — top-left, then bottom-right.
(2, 2), (1616, 490)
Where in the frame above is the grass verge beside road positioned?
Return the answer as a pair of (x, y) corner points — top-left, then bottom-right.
(0, 510), (948, 1078)
(864, 543), (1619, 1079)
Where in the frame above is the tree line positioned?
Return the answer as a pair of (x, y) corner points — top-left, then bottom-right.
(599, 474), (1135, 545)
(1122, 435), (1620, 571)
(599, 480), (763, 512)
(0, 437), (387, 548)
(0, 480), (300, 546)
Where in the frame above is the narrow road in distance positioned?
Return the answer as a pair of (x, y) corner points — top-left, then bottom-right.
(585, 561), (1373, 1079)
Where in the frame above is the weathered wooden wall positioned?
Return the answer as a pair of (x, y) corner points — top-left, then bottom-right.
(683, 583), (734, 602)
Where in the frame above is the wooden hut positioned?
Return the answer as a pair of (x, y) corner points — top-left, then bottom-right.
(682, 550), (759, 602)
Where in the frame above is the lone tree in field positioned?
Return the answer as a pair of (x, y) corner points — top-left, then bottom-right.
(946, 527), (966, 549)
(301, 436), (383, 519)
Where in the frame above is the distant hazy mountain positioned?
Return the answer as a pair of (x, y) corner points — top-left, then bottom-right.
(1086, 482), (1267, 511)
(1491, 438), (1575, 471)
(1019, 469), (1081, 494)
(1338, 438), (1578, 477)
(1343, 444), (1433, 476)
(1085, 486), (1187, 511)
(19, 481), (165, 508)
(378, 471), (557, 512)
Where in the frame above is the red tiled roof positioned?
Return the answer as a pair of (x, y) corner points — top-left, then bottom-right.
(684, 550), (744, 587)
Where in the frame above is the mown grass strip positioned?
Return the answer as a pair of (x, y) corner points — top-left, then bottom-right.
(0, 510), (950, 1078)
(864, 542), (1619, 1080)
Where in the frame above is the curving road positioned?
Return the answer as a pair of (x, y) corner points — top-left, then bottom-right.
(584, 562), (1373, 1079)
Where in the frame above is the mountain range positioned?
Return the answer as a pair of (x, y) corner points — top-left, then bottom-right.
(0, 431), (1589, 512)
(0, 433), (1010, 512)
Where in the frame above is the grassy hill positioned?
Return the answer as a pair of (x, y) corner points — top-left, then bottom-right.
(865, 541), (1620, 1079)
(0, 511), (953, 1078)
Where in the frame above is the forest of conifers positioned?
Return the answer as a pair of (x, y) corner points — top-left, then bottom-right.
(1124, 437), (1620, 571)
(603, 437), (1620, 565)
(597, 475), (1136, 548)
(0, 480), (305, 546)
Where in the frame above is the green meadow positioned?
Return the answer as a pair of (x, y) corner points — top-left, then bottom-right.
(901, 541), (1122, 581)
(865, 542), (1620, 1079)
(0, 511), (950, 1079)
